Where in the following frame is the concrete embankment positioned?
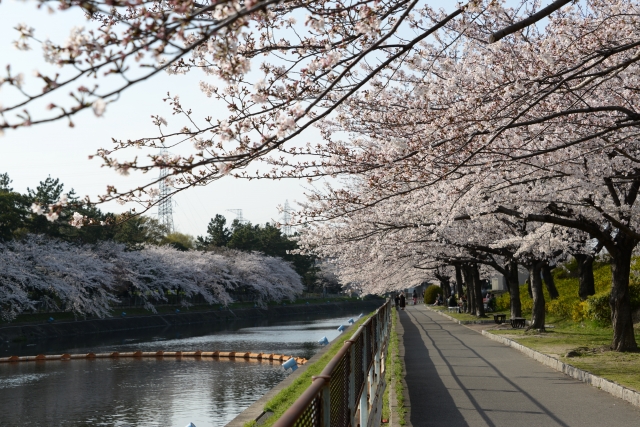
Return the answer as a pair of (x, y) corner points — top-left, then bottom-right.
(0, 299), (383, 342)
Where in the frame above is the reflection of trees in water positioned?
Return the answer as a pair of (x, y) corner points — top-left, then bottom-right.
(0, 358), (287, 426)
(208, 359), (286, 418)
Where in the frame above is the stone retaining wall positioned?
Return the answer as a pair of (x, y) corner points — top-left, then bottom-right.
(0, 300), (383, 342)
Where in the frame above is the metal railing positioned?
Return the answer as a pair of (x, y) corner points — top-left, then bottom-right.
(273, 299), (392, 427)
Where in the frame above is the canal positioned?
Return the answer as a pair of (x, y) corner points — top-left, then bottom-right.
(0, 311), (361, 426)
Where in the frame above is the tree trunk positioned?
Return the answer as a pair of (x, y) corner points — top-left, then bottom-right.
(440, 277), (451, 299)
(610, 243), (638, 352)
(455, 265), (464, 298)
(506, 260), (522, 319)
(463, 265), (474, 314)
(526, 278), (533, 298)
(471, 264), (486, 317)
(541, 262), (560, 300)
(574, 253), (596, 300)
(527, 261), (545, 331)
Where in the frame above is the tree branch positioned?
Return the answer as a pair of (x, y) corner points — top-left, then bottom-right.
(489, 0), (574, 43)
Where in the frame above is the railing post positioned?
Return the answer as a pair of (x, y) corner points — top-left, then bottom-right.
(321, 380), (331, 427)
(348, 343), (357, 426)
(360, 326), (369, 427)
(374, 316), (381, 391)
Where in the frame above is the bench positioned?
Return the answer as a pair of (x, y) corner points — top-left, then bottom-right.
(447, 306), (459, 313)
(493, 314), (506, 325)
(510, 317), (526, 329)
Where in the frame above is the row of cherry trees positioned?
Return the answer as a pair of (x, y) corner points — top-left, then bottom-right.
(0, 235), (302, 321)
(4, 0), (639, 352)
(293, 0), (640, 352)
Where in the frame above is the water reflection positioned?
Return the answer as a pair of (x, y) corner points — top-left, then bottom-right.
(0, 313), (359, 426)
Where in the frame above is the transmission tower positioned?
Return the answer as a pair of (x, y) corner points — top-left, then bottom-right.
(282, 200), (292, 235)
(158, 148), (174, 233)
(226, 209), (248, 224)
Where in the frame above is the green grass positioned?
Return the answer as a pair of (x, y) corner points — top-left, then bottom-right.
(382, 310), (393, 423)
(489, 316), (640, 392)
(253, 313), (374, 427)
(389, 308), (406, 425)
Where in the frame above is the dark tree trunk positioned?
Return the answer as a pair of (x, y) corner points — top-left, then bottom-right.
(527, 261), (545, 331)
(455, 265), (464, 298)
(574, 253), (596, 300)
(610, 242), (638, 352)
(471, 264), (486, 317)
(541, 262), (560, 300)
(526, 278), (533, 298)
(505, 259), (522, 319)
(463, 265), (474, 314)
(440, 277), (451, 299)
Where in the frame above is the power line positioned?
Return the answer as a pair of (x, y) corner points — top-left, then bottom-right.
(226, 209), (248, 224)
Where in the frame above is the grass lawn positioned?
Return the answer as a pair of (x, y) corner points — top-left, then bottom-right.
(386, 308), (406, 425)
(489, 317), (640, 392)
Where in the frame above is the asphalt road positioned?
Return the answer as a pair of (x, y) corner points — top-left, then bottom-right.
(397, 306), (640, 427)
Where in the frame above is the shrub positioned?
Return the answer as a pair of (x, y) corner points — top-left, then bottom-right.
(495, 293), (510, 312)
(583, 282), (640, 324)
(424, 285), (440, 304)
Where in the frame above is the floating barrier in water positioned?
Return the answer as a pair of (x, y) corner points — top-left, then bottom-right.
(0, 351), (307, 366)
(185, 423), (196, 427)
(317, 336), (329, 346)
(337, 324), (345, 332)
(347, 318), (354, 324)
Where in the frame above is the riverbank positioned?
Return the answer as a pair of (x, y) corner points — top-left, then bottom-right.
(0, 299), (384, 342)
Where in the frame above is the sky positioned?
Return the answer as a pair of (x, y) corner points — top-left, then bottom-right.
(0, 1), (315, 237)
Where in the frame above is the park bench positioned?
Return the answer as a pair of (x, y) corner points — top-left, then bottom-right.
(510, 317), (526, 328)
(447, 306), (459, 313)
(493, 314), (506, 324)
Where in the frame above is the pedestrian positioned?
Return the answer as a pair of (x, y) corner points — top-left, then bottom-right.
(394, 293), (400, 310)
(399, 291), (406, 311)
(412, 289), (417, 305)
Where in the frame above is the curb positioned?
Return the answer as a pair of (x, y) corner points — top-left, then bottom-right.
(482, 331), (640, 408)
(424, 307), (501, 325)
(424, 306), (640, 409)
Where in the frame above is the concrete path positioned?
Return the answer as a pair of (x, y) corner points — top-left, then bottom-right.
(397, 305), (640, 427)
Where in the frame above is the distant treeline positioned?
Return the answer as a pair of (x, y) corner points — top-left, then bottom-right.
(0, 173), (338, 294)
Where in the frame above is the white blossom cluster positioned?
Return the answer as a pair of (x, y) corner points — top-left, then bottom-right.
(0, 235), (303, 321)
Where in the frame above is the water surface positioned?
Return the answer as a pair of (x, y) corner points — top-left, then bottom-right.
(0, 312), (360, 426)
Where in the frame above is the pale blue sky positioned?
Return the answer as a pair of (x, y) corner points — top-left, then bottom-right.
(0, 1), (312, 236)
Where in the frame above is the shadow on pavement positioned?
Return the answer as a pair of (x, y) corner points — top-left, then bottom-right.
(401, 308), (571, 427)
(399, 310), (470, 427)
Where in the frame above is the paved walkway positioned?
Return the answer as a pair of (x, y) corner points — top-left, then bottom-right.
(397, 305), (640, 427)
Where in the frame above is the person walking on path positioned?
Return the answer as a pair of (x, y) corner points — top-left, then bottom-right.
(399, 291), (406, 310)
(394, 293), (400, 310)
(397, 306), (640, 426)
(412, 289), (418, 305)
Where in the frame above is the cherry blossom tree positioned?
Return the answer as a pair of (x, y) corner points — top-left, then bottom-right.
(292, 0), (640, 349)
(0, 234), (303, 321)
(1, 0), (590, 210)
